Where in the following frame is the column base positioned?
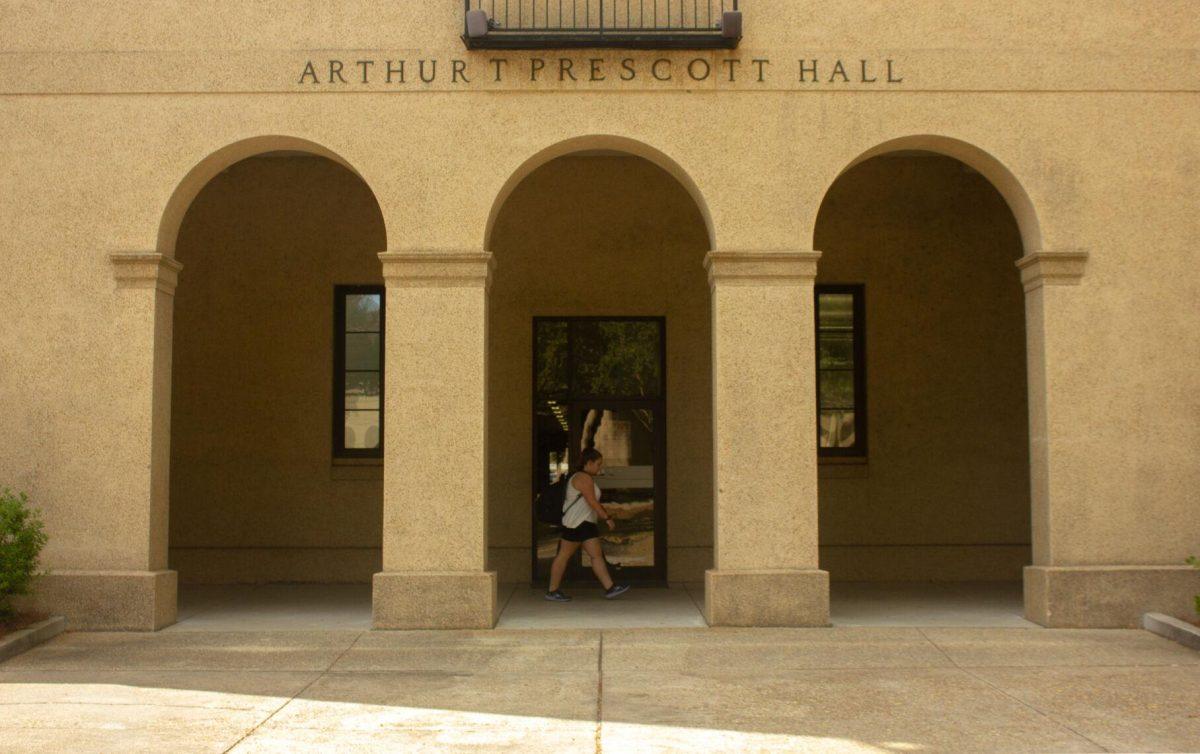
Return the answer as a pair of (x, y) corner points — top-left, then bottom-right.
(705, 569), (830, 627)
(1024, 565), (1200, 628)
(15, 570), (177, 631)
(373, 571), (497, 629)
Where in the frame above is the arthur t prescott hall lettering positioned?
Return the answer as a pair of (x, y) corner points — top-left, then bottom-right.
(296, 56), (905, 85)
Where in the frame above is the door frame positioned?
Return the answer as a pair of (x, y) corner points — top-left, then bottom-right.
(529, 316), (669, 586)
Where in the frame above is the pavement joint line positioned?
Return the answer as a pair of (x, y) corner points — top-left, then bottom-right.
(595, 630), (604, 754)
(682, 583), (706, 617)
(914, 627), (1112, 753)
(0, 667), (369, 674)
(603, 662), (1200, 672)
(174, 587), (246, 626)
(953, 662), (1200, 669)
(497, 582), (519, 618)
(14, 662), (1184, 675)
(219, 629), (367, 754)
(0, 701), (269, 713)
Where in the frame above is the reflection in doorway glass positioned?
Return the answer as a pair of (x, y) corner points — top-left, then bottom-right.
(532, 318), (666, 584)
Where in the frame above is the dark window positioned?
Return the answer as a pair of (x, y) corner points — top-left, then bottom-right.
(815, 285), (867, 457)
(334, 286), (384, 458)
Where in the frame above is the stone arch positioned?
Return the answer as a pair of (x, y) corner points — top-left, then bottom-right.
(811, 135), (1057, 622)
(157, 135), (386, 258)
(813, 134), (1043, 254)
(162, 135), (388, 595)
(482, 135), (714, 589)
(482, 134), (716, 252)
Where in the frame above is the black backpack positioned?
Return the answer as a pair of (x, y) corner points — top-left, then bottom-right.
(535, 474), (571, 526)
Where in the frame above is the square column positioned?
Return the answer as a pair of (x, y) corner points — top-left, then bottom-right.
(1016, 250), (1196, 627)
(19, 253), (181, 630)
(373, 251), (497, 629)
(1017, 250), (1090, 579)
(704, 250), (830, 626)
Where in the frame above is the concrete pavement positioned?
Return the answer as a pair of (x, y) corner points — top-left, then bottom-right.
(2, 625), (1198, 752)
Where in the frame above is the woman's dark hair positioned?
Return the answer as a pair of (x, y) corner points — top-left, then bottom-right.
(577, 447), (604, 471)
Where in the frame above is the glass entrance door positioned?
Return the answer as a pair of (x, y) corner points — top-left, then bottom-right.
(532, 318), (667, 584)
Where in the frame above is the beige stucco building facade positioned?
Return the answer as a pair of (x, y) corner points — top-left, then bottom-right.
(1, 1), (1197, 631)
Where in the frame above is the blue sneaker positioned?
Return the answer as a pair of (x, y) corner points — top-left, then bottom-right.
(544, 590), (572, 602)
(604, 584), (631, 599)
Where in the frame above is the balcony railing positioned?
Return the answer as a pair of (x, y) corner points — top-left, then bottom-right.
(463, 0), (742, 49)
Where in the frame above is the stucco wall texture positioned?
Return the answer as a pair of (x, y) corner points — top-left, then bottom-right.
(0, 1), (1197, 627)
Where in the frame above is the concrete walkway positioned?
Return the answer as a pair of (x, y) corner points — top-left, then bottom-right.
(830, 582), (1037, 628)
(2, 626), (1197, 752)
(168, 582), (1035, 631)
(173, 584), (373, 631)
(496, 584), (708, 628)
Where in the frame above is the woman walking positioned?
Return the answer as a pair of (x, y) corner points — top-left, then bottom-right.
(545, 448), (631, 602)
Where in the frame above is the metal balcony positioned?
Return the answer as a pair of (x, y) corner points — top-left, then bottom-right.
(463, 0), (742, 49)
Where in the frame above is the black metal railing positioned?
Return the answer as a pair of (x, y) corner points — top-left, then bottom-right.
(463, 0), (741, 49)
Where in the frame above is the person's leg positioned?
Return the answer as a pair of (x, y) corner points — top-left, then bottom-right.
(582, 538), (615, 590)
(548, 539), (581, 592)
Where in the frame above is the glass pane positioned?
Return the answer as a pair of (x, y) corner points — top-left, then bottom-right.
(573, 320), (661, 398)
(819, 370), (855, 409)
(578, 407), (656, 569)
(819, 331), (854, 369)
(344, 410), (380, 449)
(345, 372), (380, 410)
(345, 333), (380, 370)
(818, 293), (854, 330)
(346, 294), (381, 332)
(534, 398), (571, 569)
(535, 320), (569, 395)
(819, 410), (856, 448)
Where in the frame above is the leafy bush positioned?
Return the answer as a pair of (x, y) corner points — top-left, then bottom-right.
(0, 489), (48, 618)
(1188, 556), (1200, 616)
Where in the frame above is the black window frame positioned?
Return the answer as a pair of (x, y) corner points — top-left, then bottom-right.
(815, 284), (868, 458)
(333, 285), (385, 459)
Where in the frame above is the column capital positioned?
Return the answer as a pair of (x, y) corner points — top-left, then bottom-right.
(378, 250), (494, 288)
(704, 250), (822, 286)
(1015, 249), (1089, 293)
(108, 252), (183, 295)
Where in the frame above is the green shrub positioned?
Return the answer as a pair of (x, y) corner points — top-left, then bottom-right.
(1188, 556), (1200, 616)
(0, 489), (48, 618)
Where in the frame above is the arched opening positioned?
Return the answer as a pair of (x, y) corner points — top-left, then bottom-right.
(485, 141), (713, 622)
(813, 145), (1034, 626)
(817, 134), (1042, 253)
(484, 134), (716, 252)
(157, 135), (371, 260)
(165, 144), (386, 625)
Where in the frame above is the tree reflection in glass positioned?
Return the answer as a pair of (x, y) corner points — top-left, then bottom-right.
(816, 290), (860, 450)
(343, 292), (382, 450)
(573, 320), (661, 399)
(535, 320), (568, 396)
